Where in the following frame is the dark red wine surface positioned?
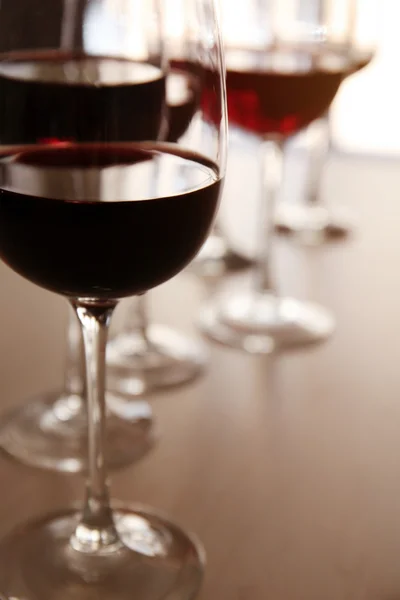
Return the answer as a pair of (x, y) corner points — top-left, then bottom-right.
(0, 52), (166, 144)
(211, 45), (349, 136)
(0, 143), (221, 298)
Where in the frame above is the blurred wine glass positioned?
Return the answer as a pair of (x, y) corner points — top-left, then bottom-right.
(106, 12), (209, 395)
(0, 0), (154, 473)
(199, 0), (359, 354)
(0, 306), (153, 472)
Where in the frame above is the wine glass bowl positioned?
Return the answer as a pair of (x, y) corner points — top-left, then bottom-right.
(0, 1), (227, 599)
(0, 142), (222, 298)
(274, 23), (379, 245)
(222, 44), (347, 138)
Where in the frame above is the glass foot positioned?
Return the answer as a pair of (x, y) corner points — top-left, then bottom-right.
(189, 231), (254, 277)
(106, 324), (207, 397)
(0, 505), (205, 600)
(275, 203), (353, 245)
(0, 390), (154, 473)
(199, 292), (335, 354)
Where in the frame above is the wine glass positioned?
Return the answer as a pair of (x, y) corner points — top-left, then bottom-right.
(275, 0), (379, 244)
(106, 19), (211, 395)
(199, 0), (357, 354)
(0, 0), (155, 474)
(0, 0), (227, 598)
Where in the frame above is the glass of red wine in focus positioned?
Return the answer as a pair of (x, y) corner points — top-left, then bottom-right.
(275, 2), (379, 245)
(106, 44), (209, 397)
(199, 0), (357, 354)
(0, 0), (227, 597)
(0, 0), (159, 473)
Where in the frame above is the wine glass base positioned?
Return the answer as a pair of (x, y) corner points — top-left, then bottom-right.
(0, 391), (154, 473)
(275, 203), (353, 245)
(106, 325), (207, 397)
(0, 505), (205, 600)
(189, 232), (254, 277)
(199, 293), (335, 354)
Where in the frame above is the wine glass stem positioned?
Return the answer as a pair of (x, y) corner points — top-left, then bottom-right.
(70, 299), (121, 553)
(61, 0), (86, 50)
(210, 219), (224, 239)
(255, 137), (283, 295)
(305, 111), (331, 206)
(125, 295), (150, 342)
(63, 306), (84, 397)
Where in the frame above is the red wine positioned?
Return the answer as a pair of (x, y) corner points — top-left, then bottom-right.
(0, 52), (166, 144)
(167, 69), (201, 142)
(0, 143), (221, 299)
(218, 46), (349, 136)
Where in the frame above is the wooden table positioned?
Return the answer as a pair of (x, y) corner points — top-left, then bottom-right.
(0, 149), (400, 600)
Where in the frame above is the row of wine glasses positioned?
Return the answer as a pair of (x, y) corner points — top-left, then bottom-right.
(0, 1), (375, 599)
(0, 0), (378, 476)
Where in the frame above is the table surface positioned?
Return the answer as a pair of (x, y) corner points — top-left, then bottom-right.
(0, 149), (400, 600)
